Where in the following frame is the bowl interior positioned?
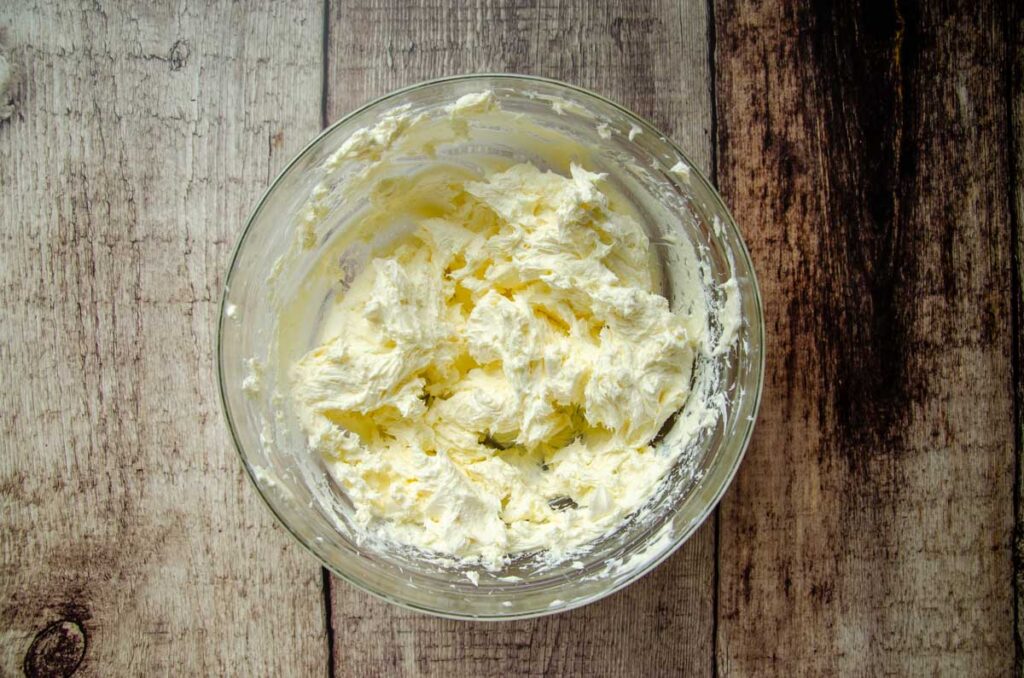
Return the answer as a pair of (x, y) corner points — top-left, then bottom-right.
(218, 75), (763, 619)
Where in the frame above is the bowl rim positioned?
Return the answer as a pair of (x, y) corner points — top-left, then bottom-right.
(217, 72), (765, 621)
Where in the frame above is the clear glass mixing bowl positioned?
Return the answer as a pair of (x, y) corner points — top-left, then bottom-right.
(218, 74), (763, 620)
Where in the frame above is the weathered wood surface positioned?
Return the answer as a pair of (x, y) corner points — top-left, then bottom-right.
(714, 1), (1016, 676)
(0, 0), (1019, 676)
(0, 1), (329, 675)
(324, 1), (718, 675)
(1011, 0), (1023, 673)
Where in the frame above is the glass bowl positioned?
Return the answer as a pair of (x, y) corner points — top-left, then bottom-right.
(218, 74), (763, 620)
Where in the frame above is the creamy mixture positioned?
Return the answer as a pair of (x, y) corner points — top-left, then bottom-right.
(285, 92), (721, 570)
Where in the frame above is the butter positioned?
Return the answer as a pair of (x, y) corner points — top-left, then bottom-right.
(291, 161), (701, 569)
(242, 358), (264, 396)
(258, 90), (744, 575)
(670, 160), (691, 184)
(324, 104), (417, 167)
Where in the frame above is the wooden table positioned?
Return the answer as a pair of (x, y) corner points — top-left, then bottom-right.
(1, 1), (1018, 675)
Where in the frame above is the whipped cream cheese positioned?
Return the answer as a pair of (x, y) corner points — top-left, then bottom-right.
(291, 156), (704, 569)
(257, 89), (745, 575)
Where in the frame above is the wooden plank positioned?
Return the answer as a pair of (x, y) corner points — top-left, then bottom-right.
(0, 1), (329, 675)
(1012, 0), (1023, 673)
(714, 1), (1015, 675)
(324, 1), (716, 675)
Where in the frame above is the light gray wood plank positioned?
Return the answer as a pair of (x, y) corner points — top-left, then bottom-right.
(0, 1), (328, 674)
(324, 1), (715, 675)
(714, 1), (1015, 675)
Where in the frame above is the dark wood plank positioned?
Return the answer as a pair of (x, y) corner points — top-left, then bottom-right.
(0, 1), (329, 674)
(324, 1), (716, 675)
(714, 1), (1015, 674)
(1012, 0), (1023, 673)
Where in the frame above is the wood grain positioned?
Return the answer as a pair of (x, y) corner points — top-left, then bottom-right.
(0, 1), (329, 675)
(1, 0), (1017, 675)
(324, 1), (716, 675)
(1012, 0), (1023, 672)
(713, 1), (1016, 675)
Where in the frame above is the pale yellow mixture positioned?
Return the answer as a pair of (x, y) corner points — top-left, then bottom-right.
(289, 93), (708, 569)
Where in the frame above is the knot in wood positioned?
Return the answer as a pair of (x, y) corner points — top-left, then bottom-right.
(168, 40), (190, 71)
(23, 619), (86, 678)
